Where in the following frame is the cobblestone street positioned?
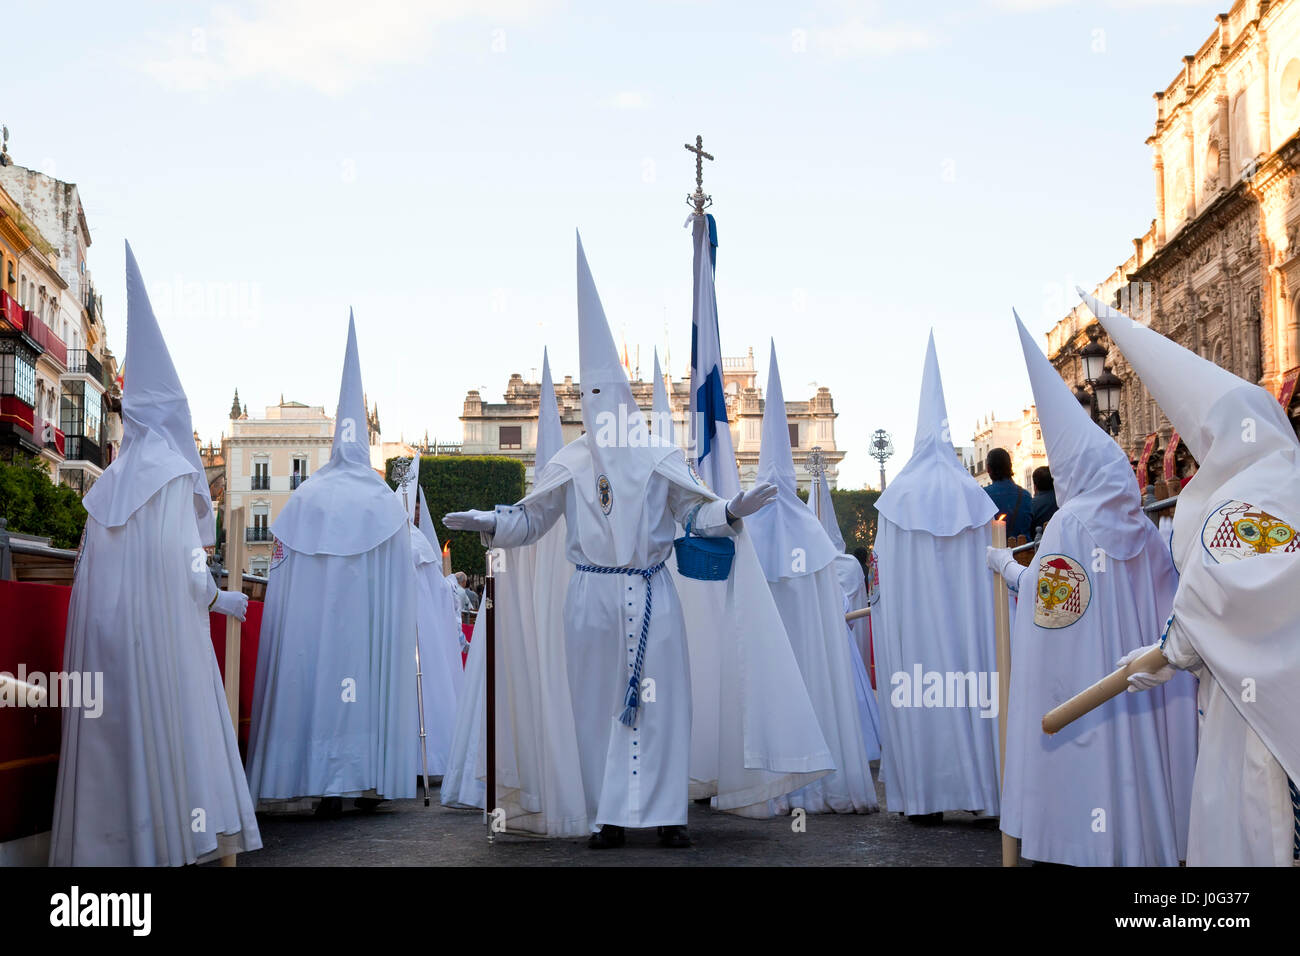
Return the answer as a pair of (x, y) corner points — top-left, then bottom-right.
(241, 774), (1005, 866)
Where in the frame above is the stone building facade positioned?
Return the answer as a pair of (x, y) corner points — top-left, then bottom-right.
(1049, 0), (1300, 469)
(460, 347), (845, 492)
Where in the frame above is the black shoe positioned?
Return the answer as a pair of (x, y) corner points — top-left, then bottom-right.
(657, 825), (691, 848)
(354, 797), (385, 812)
(906, 811), (944, 826)
(587, 824), (626, 849)
(315, 796), (343, 819)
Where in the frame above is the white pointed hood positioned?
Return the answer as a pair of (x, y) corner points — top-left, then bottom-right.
(1014, 310), (1148, 559)
(83, 241), (215, 545)
(576, 232), (647, 455)
(746, 342), (838, 580)
(517, 233), (694, 569)
(271, 312), (407, 556)
(1076, 288), (1300, 566)
(536, 347), (564, 471)
(651, 347), (675, 446)
(330, 311), (372, 470)
(876, 331), (996, 535)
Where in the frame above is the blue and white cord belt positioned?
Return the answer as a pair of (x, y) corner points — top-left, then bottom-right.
(575, 560), (666, 726)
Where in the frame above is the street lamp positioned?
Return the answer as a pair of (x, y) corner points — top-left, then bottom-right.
(869, 429), (894, 491)
(1079, 333), (1108, 384)
(1075, 324), (1123, 437)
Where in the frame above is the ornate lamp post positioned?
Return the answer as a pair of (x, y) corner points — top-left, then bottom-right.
(1079, 326), (1123, 437)
(869, 429), (894, 492)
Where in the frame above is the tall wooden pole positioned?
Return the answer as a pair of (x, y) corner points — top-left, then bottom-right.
(221, 505), (246, 868)
(991, 517), (1017, 867)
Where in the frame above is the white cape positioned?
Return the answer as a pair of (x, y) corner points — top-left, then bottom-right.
(873, 518), (1002, 815)
(246, 528), (419, 803)
(51, 477), (261, 865)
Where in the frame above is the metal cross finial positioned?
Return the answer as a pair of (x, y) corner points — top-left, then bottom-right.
(684, 134), (714, 216)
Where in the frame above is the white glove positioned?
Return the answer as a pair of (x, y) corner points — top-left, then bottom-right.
(986, 546), (1016, 576)
(443, 510), (496, 533)
(727, 481), (779, 519)
(1116, 643), (1175, 693)
(212, 589), (249, 621)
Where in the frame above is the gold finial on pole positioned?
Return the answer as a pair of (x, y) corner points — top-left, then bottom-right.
(684, 134), (714, 216)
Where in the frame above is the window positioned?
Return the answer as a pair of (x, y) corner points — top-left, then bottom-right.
(499, 425), (522, 450)
(788, 423), (799, 448)
(253, 461), (270, 490)
(0, 349), (36, 405)
(291, 456), (308, 488)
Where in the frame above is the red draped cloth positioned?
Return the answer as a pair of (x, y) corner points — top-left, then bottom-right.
(0, 579), (262, 845)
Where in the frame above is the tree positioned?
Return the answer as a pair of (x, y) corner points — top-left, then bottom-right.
(0, 454), (88, 549)
(830, 489), (880, 553)
(797, 485), (881, 553)
(386, 455), (526, 577)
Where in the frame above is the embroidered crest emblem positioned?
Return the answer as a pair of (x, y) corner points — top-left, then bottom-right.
(269, 536), (287, 572)
(597, 474), (613, 515)
(1201, 499), (1298, 563)
(1033, 554), (1090, 629)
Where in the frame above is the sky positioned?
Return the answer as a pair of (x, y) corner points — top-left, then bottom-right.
(4, 0), (1227, 488)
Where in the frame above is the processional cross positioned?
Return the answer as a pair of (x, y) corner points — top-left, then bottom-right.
(684, 134), (714, 216)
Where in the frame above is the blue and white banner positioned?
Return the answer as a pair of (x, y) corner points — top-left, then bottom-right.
(687, 213), (740, 497)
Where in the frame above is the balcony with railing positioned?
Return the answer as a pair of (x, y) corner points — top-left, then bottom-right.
(63, 435), (102, 467)
(24, 312), (67, 368)
(251, 474), (270, 490)
(0, 291), (25, 332)
(65, 349), (104, 386)
(246, 526), (272, 542)
(290, 474), (307, 489)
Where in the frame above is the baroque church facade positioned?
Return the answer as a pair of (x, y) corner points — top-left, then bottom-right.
(1050, 0), (1300, 472)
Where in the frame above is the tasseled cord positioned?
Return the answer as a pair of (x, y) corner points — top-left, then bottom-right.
(575, 561), (665, 727)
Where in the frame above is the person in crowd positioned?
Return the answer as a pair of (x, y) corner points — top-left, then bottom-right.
(983, 447), (1033, 539)
(1030, 466), (1058, 537)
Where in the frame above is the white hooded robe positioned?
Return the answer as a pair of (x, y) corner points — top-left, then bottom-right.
(50, 242), (261, 865)
(1081, 290), (1300, 867)
(741, 342), (876, 814)
(245, 314), (418, 805)
(459, 235), (834, 834)
(997, 311), (1197, 866)
(873, 332), (1003, 816)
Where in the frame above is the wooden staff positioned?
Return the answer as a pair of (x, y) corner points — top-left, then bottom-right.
(221, 505), (246, 868)
(484, 554), (497, 843)
(990, 517), (1017, 868)
(223, 507), (245, 731)
(845, 607), (871, 623)
(1042, 646), (1169, 735)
